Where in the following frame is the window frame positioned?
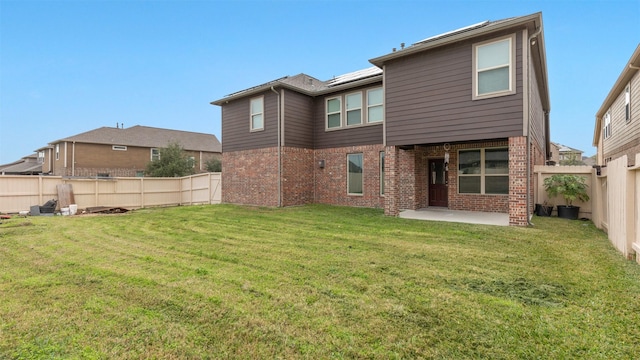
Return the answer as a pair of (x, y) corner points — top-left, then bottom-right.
(150, 148), (160, 161)
(625, 83), (631, 123)
(472, 34), (516, 100)
(55, 144), (60, 160)
(326, 96), (342, 130)
(347, 153), (364, 196)
(367, 87), (384, 123)
(249, 96), (264, 132)
(458, 147), (509, 195)
(345, 91), (363, 126)
(603, 111), (612, 139)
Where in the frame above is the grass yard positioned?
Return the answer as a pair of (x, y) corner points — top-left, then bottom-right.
(1, 204), (639, 359)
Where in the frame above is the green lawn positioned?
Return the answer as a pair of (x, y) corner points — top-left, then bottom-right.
(1, 204), (639, 359)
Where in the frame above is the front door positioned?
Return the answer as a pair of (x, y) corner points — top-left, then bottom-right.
(429, 159), (448, 207)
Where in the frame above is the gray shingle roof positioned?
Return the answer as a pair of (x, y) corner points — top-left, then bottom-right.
(53, 125), (221, 152)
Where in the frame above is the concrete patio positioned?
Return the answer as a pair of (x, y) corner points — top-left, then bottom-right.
(399, 207), (509, 226)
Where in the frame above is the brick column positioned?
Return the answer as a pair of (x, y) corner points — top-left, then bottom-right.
(385, 146), (399, 216)
(509, 136), (528, 226)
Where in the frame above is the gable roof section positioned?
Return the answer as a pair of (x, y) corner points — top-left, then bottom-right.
(593, 43), (640, 146)
(0, 154), (42, 174)
(211, 68), (383, 106)
(52, 125), (221, 152)
(369, 12), (549, 110)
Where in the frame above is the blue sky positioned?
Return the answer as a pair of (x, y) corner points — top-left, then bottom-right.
(1, 0), (639, 164)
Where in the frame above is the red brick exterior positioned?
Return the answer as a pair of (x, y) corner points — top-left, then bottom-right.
(222, 147), (279, 207)
(225, 138), (537, 226)
(281, 147), (315, 206)
(315, 145), (386, 208)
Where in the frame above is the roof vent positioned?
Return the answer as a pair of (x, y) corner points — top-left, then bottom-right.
(392, 47), (396, 52)
(400, 43), (405, 49)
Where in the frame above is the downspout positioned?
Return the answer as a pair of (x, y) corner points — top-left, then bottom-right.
(526, 27), (542, 226)
(72, 141), (76, 177)
(271, 86), (281, 207)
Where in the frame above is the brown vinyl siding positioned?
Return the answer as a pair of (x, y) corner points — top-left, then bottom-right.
(313, 84), (384, 149)
(603, 71), (640, 162)
(221, 90), (279, 152)
(385, 30), (524, 146)
(528, 59), (546, 155)
(283, 89), (314, 148)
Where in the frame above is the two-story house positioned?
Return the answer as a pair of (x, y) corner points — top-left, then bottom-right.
(212, 12), (550, 226)
(549, 142), (584, 165)
(37, 125), (221, 177)
(593, 44), (640, 166)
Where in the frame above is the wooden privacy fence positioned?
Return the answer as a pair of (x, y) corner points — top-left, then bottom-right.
(533, 165), (595, 219)
(0, 173), (221, 214)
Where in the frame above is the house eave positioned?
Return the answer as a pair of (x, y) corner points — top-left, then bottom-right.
(593, 43), (640, 146)
(211, 74), (383, 105)
(369, 12), (543, 67)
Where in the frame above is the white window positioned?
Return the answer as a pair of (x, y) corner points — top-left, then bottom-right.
(603, 111), (611, 139)
(458, 148), (509, 195)
(250, 97), (264, 131)
(151, 148), (160, 161)
(37, 151), (44, 163)
(473, 35), (515, 99)
(380, 151), (385, 195)
(367, 88), (384, 123)
(326, 97), (342, 129)
(55, 144), (60, 160)
(347, 153), (363, 195)
(112, 145), (127, 151)
(625, 84), (631, 122)
(346, 92), (362, 126)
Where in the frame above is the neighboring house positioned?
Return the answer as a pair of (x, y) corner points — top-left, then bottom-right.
(38, 125), (221, 177)
(212, 12), (550, 226)
(549, 142), (584, 165)
(594, 44), (640, 166)
(0, 154), (42, 175)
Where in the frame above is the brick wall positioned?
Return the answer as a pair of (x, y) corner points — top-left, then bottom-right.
(281, 147), (314, 206)
(315, 145), (385, 208)
(222, 147), (279, 207)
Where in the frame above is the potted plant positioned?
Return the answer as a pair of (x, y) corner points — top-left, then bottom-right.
(543, 174), (590, 220)
(534, 201), (554, 217)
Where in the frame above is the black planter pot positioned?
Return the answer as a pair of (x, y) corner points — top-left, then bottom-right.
(535, 204), (554, 217)
(557, 205), (580, 220)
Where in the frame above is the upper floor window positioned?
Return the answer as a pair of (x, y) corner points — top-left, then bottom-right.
(250, 97), (264, 131)
(37, 151), (44, 163)
(346, 92), (363, 126)
(55, 144), (60, 160)
(473, 35), (515, 99)
(151, 148), (160, 161)
(367, 88), (384, 123)
(326, 97), (342, 129)
(603, 111), (612, 139)
(112, 145), (127, 151)
(625, 84), (631, 122)
(458, 148), (508, 195)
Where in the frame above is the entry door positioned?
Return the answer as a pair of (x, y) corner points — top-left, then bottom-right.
(429, 159), (448, 207)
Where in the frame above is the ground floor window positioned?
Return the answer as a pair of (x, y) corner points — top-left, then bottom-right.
(458, 147), (508, 194)
(347, 153), (363, 195)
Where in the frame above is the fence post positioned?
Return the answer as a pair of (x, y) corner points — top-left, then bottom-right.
(140, 177), (145, 208)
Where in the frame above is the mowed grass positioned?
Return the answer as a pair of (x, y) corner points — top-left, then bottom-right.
(1, 204), (639, 359)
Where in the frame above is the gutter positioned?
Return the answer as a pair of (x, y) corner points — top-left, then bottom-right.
(271, 86), (282, 207)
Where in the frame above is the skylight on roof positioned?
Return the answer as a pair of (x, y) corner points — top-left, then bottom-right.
(414, 21), (489, 45)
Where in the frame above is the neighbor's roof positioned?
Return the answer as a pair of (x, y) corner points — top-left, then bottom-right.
(211, 67), (383, 105)
(0, 154), (42, 174)
(551, 142), (583, 153)
(593, 43), (640, 146)
(51, 125), (221, 152)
